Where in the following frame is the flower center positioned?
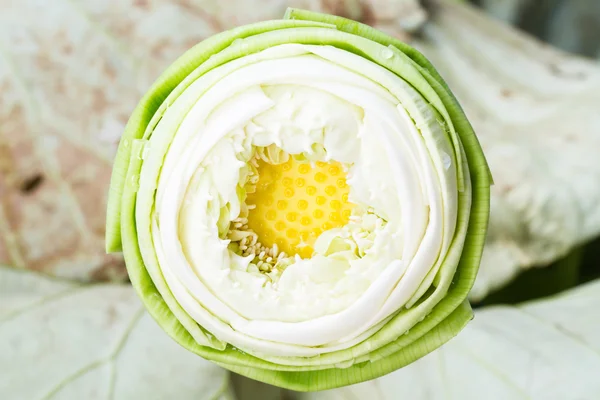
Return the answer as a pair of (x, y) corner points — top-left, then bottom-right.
(246, 157), (354, 258)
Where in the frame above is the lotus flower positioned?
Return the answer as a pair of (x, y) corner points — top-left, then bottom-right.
(105, 8), (491, 391)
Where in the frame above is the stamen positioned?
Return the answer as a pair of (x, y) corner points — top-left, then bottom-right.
(225, 148), (384, 275)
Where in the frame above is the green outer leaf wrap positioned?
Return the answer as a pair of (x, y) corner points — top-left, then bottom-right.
(107, 9), (491, 391)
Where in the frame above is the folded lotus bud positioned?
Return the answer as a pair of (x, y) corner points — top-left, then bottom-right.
(106, 8), (491, 391)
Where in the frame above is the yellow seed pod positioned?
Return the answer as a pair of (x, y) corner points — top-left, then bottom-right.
(246, 157), (354, 256)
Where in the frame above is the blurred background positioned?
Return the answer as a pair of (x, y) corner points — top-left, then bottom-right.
(1, 0), (599, 399)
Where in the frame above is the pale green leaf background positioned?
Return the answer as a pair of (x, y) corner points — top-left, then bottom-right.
(2, 264), (599, 399)
(411, 1), (600, 300)
(0, 267), (234, 400)
(297, 279), (600, 400)
(1, 0), (599, 398)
